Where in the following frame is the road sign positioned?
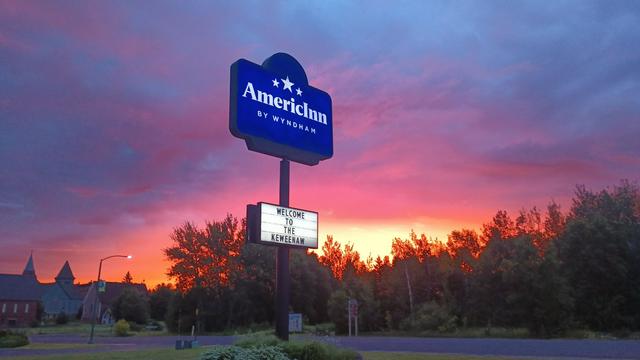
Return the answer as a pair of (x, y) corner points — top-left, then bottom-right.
(97, 280), (106, 293)
(247, 202), (318, 249)
(289, 313), (302, 333)
(348, 298), (358, 317)
(230, 53), (333, 165)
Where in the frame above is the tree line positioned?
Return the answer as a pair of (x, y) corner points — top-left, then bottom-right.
(154, 181), (640, 337)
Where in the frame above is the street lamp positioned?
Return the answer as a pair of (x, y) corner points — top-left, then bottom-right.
(88, 254), (132, 344)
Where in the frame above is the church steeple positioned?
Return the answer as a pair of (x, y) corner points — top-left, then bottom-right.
(22, 252), (36, 278)
(55, 261), (75, 285)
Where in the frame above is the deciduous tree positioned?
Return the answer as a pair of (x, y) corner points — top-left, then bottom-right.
(164, 214), (244, 292)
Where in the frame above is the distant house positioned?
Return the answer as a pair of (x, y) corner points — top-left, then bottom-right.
(81, 281), (148, 324)
(0, 254), (89, 327)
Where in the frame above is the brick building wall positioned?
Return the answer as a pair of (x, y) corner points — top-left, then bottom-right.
(0, 300), (39, 327)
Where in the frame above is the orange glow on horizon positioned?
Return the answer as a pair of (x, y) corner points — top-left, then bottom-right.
(6, 204), (543, 290)
(55, 217), (479, 288)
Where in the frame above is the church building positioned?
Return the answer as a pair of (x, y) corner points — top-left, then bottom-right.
(0, 254), (88, 327)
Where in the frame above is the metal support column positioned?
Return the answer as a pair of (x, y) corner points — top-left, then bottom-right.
(275, 159), (290, 340)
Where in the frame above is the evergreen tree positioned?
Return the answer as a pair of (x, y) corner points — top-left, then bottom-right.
(123, 271), (133, 284)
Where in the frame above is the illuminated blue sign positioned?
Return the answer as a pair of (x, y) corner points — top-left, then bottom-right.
(230, 53), (333, 165)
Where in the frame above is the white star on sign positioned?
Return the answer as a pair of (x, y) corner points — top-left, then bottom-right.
(281, 76), (294, 92)
(296, 88), (303, 96)
(272, 78), (279, 87)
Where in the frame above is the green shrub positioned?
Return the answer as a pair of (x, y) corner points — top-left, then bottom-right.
(234, 334), (358, 360)
(281, 341), (328, 360)
(55, 311), (68, 325)
(235, 334), (282, 348)
(314, 323), (335, 336)
(399, 301), (457, 333)
(0, 331), (29, 348)
(129, 322), (143, 332)
(280, 341), (357, 360)
(201, 345), (289, 360)
(565, 328), (597, 339)
(113, 319), (130, 336)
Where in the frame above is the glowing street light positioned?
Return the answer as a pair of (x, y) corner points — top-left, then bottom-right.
(88, 254), (132, 344)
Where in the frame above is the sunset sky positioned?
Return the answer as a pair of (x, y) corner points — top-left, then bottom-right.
(1, 1), (639, 287)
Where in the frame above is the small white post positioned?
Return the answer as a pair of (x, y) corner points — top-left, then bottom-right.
(355, 314), (358, 337)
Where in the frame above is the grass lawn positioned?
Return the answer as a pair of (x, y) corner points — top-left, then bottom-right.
(364, 327), (530, 339)
(363, 352), (522, 360)
(16, 323), (113, 336)
(363, 327), (640, 340)
(17, 343), (99, 350)
(3, 347), (203, 360)
(15, 321), (169, 337)
(4, 347), (524, 360)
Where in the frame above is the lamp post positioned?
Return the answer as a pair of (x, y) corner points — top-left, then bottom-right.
(88, 254), (132, 344)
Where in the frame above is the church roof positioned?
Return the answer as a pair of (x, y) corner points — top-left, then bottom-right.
(42, 281), (86, 300)
(0, 274), (43, 301)
(1, 256), (88, 304)
(55, 261), (75, 281)
(22, 253), (36, 277)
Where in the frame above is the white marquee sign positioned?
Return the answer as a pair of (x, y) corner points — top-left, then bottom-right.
(255, 202), (318, 249)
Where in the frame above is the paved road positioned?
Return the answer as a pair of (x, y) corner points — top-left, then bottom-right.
(333, 336), (640, 359)
(1, 334), (640, 359)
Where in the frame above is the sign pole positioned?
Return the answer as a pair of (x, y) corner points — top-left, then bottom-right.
(355, 313), (358, 337)
(276, 159), (291, 340)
